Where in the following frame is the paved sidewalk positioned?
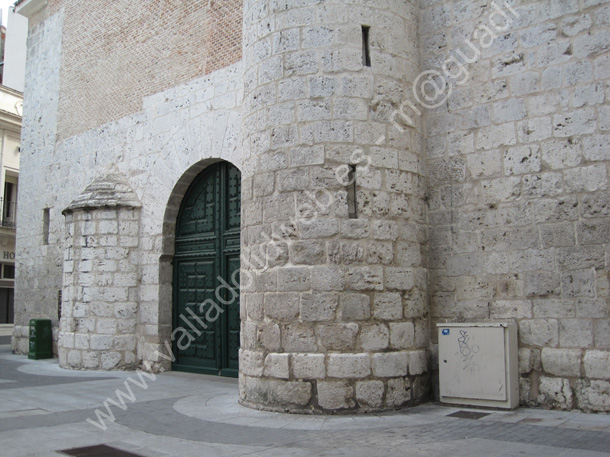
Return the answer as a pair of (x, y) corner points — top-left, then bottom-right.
(0, 343), (609, 457)
(0, 324), (13, 345)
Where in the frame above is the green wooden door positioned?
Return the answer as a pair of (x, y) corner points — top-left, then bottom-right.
(173, 162), (241, 377)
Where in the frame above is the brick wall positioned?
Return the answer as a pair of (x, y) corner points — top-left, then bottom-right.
(421, 0), (610, 411)
(56, 0), (242, 141)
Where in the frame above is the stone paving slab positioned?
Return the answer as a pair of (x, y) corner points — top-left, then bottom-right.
(0, 345), (608, 457)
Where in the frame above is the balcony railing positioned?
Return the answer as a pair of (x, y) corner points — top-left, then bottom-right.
(0, 198), (17, 229)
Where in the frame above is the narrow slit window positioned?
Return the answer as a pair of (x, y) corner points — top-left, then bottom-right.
(362, 25), (371, 67)
(43, 208), (50, 245)
(347, 165), (358, 219)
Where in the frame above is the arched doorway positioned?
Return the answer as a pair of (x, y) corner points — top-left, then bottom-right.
(172, 161), (241, 377)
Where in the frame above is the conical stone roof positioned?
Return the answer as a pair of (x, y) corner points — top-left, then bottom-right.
(63, 171), (141, 214)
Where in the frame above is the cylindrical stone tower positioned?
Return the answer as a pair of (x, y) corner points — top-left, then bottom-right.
(240, 0), (428, 413)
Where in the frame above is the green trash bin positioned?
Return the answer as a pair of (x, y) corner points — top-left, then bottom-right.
(28, 319), (53, 359)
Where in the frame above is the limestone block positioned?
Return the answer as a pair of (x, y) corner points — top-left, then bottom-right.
(559, 319), (594, 348)
(60, 332), (75, 349)
(124, 351), (136, 365)
(300, 292), (338, 322)
(114, 302), (138, 319)
(253, 172), (275, 197)
(583, 350), (610, 379)
(292, 353), (325, 379)
(243, 376), (312, 406)
(373, 292), (402, 320)
(258, 322), (281, 351)
(389, 322), (415, 349)
(359, 324), (389, 351)
(310, 266), (343, 291)
(574, 29), (610, 58)
(290, 241), (326, 265)
(371, 220), (400, 241)
(504, 145), (541, 175)
(297, 99), (331, 121)
(277, 267), (311, 292)
(264, 293), (300, 321)
(282, 323), (318, 352)
(100, 351), (121, 370)
(366, 242), (394, 265)
(285, 50), (319, 76)
(386, 377), (411, 407)
(477, 124), (516, 150)
(318, 381), (355, 410)
(428, 158), (466, 186)
(298, 218), (339, 240)
(493, 99), (527, 123)
(318, 323), (358, 351)
(541, 348), (582, 377)
(561, 270), (596, 298)
(408, 350), (427, 375)
(540, 223), (575, 248)
(264, 353), (290, 379)
(114, 335), (136, 352)
(574, 379), (610, 412)
(356, 380), (384, 409)
(246, 294), (264, 321)
(384, 268), (415, 291)
(68, 350), (82, 368)
(74, 333), (89, 350)
(578, 220), (610, 246)
(346, 266), (383, 291)
(341, 219), (370, 239)
(240, 349), (265, 377)
(241, 321), (257, 350)
(518, 348), (541, 374)
(595, 320), (610, 349)
(118, 318), (136, 334)
(329, 241), (364, 264)
(339, 293), (371, 321)
(309, 75), (337, 98)
(82, 351), (100, 369)
(372, 352), (408, 377)
(519, 319), (559, 347)
(538, 376), (573, 410)
(327, 353), (371, 378)
(582, 134), (610, 161)
(525, 272), (561, 297)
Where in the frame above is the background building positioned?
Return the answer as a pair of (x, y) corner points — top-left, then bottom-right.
(0, 5), (26, 324)
(12, 0), (610, 413)
(0, 85), (21, 324)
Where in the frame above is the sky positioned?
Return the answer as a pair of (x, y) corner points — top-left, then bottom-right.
(0, 0), (14, 27)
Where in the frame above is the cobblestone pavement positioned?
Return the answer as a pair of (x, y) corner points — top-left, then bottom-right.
(0, 343), (608, 457)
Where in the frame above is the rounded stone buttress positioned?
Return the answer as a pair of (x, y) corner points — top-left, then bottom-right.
(239, 0), (428, 413)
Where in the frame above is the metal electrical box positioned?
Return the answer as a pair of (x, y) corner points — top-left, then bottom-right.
(437, 322), (518, 409)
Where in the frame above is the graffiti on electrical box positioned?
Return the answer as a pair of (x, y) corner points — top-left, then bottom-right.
(457, 330), (480, 371)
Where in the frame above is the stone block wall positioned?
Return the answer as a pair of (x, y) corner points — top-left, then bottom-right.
(421, 0), (610, 411)
(13, 0), (610, 413)
(13, 55), (244, 365)
(239, 0), (429, 413)
(13, 8), (64, 355)
(59, 205), (140, 370)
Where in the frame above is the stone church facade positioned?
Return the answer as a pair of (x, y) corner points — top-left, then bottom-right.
(11, 0), (610, 413)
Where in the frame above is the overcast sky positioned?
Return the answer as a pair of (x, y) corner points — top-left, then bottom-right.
(0, 0), (14, 27)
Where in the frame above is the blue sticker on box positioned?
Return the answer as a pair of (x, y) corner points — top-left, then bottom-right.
(442, 329), (450, 336)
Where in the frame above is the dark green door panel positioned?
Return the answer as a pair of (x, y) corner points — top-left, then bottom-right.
(173, 162), (241, 377)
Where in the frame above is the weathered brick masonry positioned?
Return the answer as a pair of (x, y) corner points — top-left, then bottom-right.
(12, 0), (610, 413)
